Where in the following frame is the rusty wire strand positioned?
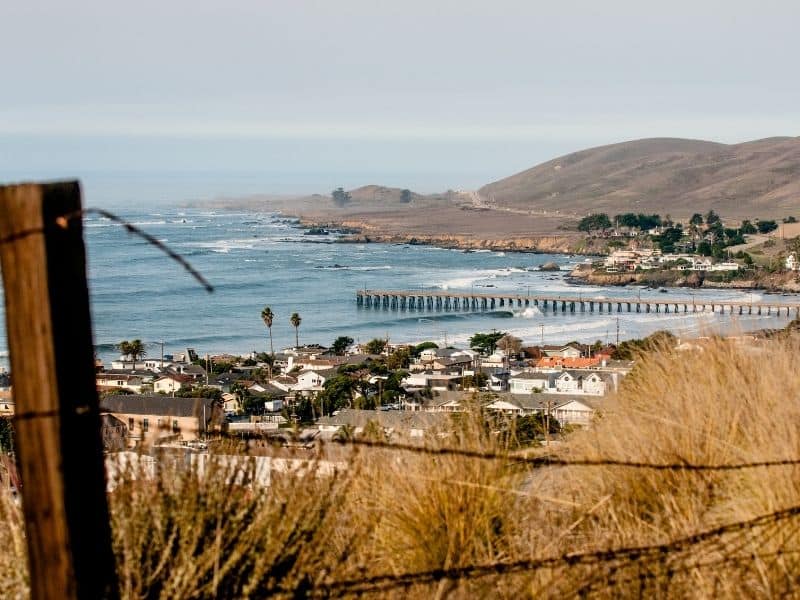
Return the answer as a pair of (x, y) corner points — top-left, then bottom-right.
(316, 502), (800, 594)
(325, 438), (800, 472)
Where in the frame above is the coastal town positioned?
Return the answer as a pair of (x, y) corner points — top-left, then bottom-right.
(1, 328), (638, 459)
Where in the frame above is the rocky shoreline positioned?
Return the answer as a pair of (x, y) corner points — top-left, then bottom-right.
(291, 216), (604, 256)
(567, 264), (800, 293)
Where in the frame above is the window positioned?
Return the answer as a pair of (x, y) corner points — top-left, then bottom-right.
(128, 418), (134, 431)
(172, 420), (179, 433)
(142, 418), (149, 432)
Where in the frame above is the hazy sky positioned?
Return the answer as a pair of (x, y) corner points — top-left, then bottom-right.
(2, 0), (799, 193)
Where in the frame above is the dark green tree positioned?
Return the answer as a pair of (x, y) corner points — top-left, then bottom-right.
(757, 220), (778, 234)
(364, 338), (387, 355)
(578, 213), (612, 232)
(118, 339), (146, 370)
(469, 331), (506, 355)
(331, 336), (354, 356)
(331, 187), (351, 207)
(260, 306), (275, 356)
(400, 189), (412, 203)
(289, 312), (302, 348)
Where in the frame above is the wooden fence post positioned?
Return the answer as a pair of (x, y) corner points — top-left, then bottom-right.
(0, 181), (118, 599)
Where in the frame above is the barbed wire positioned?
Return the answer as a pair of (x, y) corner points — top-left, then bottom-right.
(0, 207), (213, 292)
(317, 502), (800, 594)
(326, 438), (800, 472)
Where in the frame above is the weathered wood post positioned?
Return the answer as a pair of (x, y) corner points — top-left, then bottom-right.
(0, 181), (118, 599)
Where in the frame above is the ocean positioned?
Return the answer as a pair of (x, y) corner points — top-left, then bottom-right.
(0, 175), (795, 368)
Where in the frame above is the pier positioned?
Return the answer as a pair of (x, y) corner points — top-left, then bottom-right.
(356, 289), (800, 317)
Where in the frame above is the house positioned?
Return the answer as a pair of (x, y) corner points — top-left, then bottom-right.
(153, 373), (194, 394)
(554, 370), (614, 395)
(100, 394), (222, 448)
(534, 356), (601, 369)
(787, 252), (800, 271)
(709, 262), (740, 272)
(316, 408), (448, 439)
(509, 371), (558, 394)
(402, 372), (463, 392)
(552, 397), (601, 426)
(96, 373), (146, 394)
(489, 394), (601, 426)
(294, 368), (338, 393)
(211, 371), (249, 393)
(540, 344), (584, 359)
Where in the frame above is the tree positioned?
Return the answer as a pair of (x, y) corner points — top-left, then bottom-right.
(331, 336), (354, 356)
(364, 338), (387, 355)
(331, 187), (351, 207)
(696, 241), (712, 256)
(289, 313), (302, 348)
(757, 220), (778, 234)
(578, 213), (612, 232)
(705, 210), (720, 225)
(740, 220), (757, 235)
(118, 339), (146, 370)
(386, 347), (411, 370)
(0, 418), (14, 454)
(412, 341), (438, 356)
(469, 331), (506, 355)
(400, 189), (412, 203)
(496, 334), (522, 356)
(689, 213), (704, 226)
(260, 306), (275, 356)
(784, 216), (798, 224)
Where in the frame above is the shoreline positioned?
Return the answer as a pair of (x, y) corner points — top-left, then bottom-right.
(283, 213), (604, 257)
(565, 264), (800, 294)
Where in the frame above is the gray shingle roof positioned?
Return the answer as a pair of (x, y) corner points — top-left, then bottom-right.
(100, 395), (218, 418)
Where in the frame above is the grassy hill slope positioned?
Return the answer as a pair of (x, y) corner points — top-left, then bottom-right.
(479, 137), (800, 219)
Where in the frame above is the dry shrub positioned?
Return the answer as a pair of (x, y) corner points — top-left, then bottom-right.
(537, 335), (800, 597)
(0, 488), (27, 599)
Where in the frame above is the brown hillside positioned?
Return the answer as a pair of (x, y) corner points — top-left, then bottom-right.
(479, 137), (800, 219)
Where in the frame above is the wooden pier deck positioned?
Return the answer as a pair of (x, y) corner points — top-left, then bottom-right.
(356, 289), (800, 317)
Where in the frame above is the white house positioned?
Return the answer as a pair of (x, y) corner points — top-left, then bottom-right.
(553, 398), (598, 426)
(153, 373), (192, 394)
(294, 369), (336, 392)
(509, 371), (557, 394)
(787, 252), (800, 271)
(710, 262), (740, 272)
(552, 371), (606, 395)
(96, 373), (145, 394)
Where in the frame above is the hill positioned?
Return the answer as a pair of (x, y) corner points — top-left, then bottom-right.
(479, 136), (800, 219)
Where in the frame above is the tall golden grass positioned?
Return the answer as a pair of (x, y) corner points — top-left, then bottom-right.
(3, 336), (800, 598)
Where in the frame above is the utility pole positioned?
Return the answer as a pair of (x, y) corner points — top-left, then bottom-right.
(160, 339), (164, 370)
(540, 323), (544, 344)
(0, 181), (118, 599)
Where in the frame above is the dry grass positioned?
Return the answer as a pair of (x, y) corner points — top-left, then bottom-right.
(4, 337), (800, 598)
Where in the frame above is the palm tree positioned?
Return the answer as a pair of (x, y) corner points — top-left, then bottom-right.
(290, 312), (302, 348)
(261, 306), (275, 356)
(118, 339), (146, 370)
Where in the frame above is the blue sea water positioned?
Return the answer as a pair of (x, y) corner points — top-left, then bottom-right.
(0, 176), (795, 368)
